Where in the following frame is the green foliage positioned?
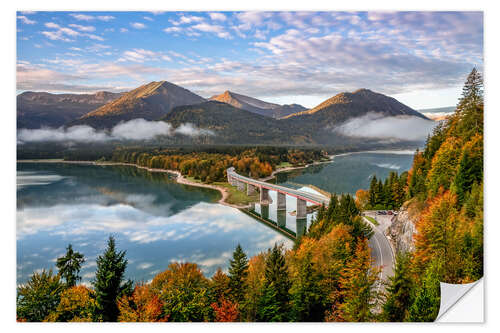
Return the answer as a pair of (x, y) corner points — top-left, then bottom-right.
(93, 236), (132, 322)
(56, 244), (85, 287)
(382, 252), (414, 322)
(228, 244), (249, 303)
(289, 253), (324, 322)
(16, 269), (65, 322)
(256, 244), (291, 321)
(408, 259), (441, 322)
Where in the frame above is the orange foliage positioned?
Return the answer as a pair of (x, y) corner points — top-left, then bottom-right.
(210, 298), (239, 322)
(118, 284), (167, 322)
(355, 189), (369, 210)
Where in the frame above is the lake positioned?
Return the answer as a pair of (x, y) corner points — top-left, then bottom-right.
(16, 163), (294, 285)
(274, 150), (416, 195)
(16, 150), (416, 285)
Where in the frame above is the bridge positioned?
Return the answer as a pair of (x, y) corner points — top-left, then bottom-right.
(227, 167), (330, 223)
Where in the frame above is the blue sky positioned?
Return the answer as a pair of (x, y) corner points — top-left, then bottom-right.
(16, 11), (483, 109)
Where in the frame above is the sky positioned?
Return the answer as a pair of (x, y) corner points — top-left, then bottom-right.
(16, 11), (483, 109)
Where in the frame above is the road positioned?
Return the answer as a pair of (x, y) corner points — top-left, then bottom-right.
(227, 167), (330, 205)
(364, 214), (395, 293)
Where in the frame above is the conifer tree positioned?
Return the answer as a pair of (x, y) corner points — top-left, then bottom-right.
(382, 252), (414, 322)
(408, 259), (441, 322)
(56, 244), (85, 287)
(228, 244), (249, 303)
(256, 244), (291, 322)
(93, 236), (132, 322)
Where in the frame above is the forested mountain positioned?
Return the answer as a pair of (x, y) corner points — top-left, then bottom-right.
(72, 81), (206, 129)
(210, 90), (307, 118)
(161, 101), (315, 145)
(17, 91), (122, 129)
(284, 88), (428, 124)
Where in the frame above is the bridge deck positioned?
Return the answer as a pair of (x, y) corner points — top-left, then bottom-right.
(227, 167), (330, 205)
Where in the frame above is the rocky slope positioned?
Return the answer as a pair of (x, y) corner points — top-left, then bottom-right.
(385, 199), (426, 254)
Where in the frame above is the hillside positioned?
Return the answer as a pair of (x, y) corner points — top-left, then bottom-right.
(284, 88), (428, 124)
(210, 90), (306, 118)
(72, 81), (206, 129)
(161, 101), (314, 145)
(17, 91), (122, 129)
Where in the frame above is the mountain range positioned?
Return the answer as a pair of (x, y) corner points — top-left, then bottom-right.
(17, 80), (432, 145)
(17, 91), (122, 128)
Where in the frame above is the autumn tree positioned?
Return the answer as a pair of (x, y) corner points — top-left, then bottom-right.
(56, 244), (85, 287)
(117, 284), (167, 322)
(150, 262), (213, 322)
(211, 298), (239, 322)
(93, 236), (132, 322)
(46, 285), (96, 322)
(16, 269), (65, 321)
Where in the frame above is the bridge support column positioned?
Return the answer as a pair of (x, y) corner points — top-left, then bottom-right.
(260, 187), (269, 203)
(237, 181), (245, 191)
(277, 192), (286, 210)
(261, 204), (269, 220)
(296, 218), (307, 238)
(277, 209), (286, 228)
(247, 184), (256, 196)
(296, 198), (307, 219)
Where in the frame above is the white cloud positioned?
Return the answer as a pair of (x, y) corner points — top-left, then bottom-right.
(17, 119), (215, 144)
(163, 26), (181, 33)
(17, 15), (36, 24)
(68, 24), (95, 32)
(209, 13), (227, 21)
(97, 15), (115, 22)
(130, 22), (146, 29)
(332, 112), (436, 141)
(69, 13), (94, 21)
(192, 23), (231, 39)
(143, 16), (153, 21)
(120, 28), (128, 33)
(119, 49), (172, 63)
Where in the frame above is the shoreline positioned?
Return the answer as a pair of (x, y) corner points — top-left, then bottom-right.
(17, 148), (415, 208)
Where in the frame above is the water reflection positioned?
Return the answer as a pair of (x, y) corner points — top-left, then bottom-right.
(275, 151), (415, 194)
(17, 163), (292, 285)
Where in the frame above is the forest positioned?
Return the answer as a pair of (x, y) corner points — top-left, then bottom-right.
(16, 69), (483, 322)
(110, 147), (327, 182)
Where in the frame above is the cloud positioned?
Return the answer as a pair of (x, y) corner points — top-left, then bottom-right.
(110, 119), (172, 140)
(130, 22), (146, 29)
(17, 15), (36, 24)
(68, 24), (95, 32)
(119, 49), (172, 63)
(17, 119), (215, 144)
(332, 112), (436, 141)
(191, 23), (231, 39)
(209, 13), (227, 21)
(97, 15), (115, 22)
(69, 13), (94, 21)
(174, 123), (214, 137)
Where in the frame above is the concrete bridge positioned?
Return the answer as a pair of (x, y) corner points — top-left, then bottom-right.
(227, 167), (329, 236)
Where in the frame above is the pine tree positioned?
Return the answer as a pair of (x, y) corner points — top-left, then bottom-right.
(382, 252), (414, 322)
(368, 175), (378, 207)
(56, 244), (85, 287)
(256, 244), (291, 322)
(290, 253), (324, 321)
(93, 236), (132, 322)
(408, 259), (441, 322)
(228, 244), (249, 303)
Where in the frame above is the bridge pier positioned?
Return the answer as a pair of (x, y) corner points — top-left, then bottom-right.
(296, 198), (307, 219)
(260, 187), (270, 203)
(247, 184), (256, 196)
(296, 218), (307, 238)
(261, 204), (269, 220)
(277, 209), (286, 228)
(277, 192), (286, 210)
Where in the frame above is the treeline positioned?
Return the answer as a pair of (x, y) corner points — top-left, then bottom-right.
(17, 193), (381, 322)
(110, 147), (326, 183)
(356, 171), (409, 210)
